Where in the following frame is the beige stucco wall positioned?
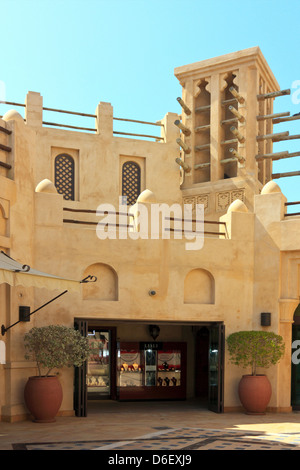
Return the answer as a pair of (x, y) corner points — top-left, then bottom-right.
(1, 47), (300, 421)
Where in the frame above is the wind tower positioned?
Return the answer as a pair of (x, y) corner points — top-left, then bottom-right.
(174, 47), (295, 218)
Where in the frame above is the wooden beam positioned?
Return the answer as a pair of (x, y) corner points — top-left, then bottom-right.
(0, 161), (11, 169)
(273, 134), (300, 142)
(43, 106), (96, 118)
(174, 120), (191, 136)
(257, 89), (291, 101)
(256, 151), (289, 161)
(175, 158), (191, 172)
(166, 216), (226, 226)
(0, 125), (12, 135)
(285, 212), (300, 217)
(0, 100), (25, 108)
(256, 131), (289, 141)
(194, 162), (210, 169)
(257, 111), (290, 121)
(230, 126), (245, 143)
(221, 138), (238, 145)
(228, 106), (245, 122)
(195, 143), (210, 151)
(285, 201), (300, 206)
(220, 157), (238, 164)
(221, 98), (237, 106)
(195, 105), (211, 113)
(44, 105), (163, 127)
(272, 171), (300, 179)
(229, 87), (245, 104)
(273, 114), (300, 125)
(113, 130), (164, 140)
(64, 208), (134, 217)
(256, 151), (300, 161)
(229, 147), (245, 163)
(113, 117), (163, 127)
(176, 97), (191, 116)
(63, 219), (134, 228)
(287, 151), (300, 158)
(176, 138), (191, 154)
(221, 117), (238, 126)
(43, 121), (96, 132)
(195, 124), (210, 133)
(0, 143), (11, 152)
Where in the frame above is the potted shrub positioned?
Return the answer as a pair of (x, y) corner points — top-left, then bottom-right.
(227, 330), (285, 414)
(24, 325), (90, 422)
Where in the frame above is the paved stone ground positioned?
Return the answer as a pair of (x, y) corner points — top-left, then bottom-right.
(11, 427), (300, 450)
(2, 400), (300, 451)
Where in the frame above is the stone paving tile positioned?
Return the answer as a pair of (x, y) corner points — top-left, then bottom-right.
(3, 402), (300, 451)
(11, 427), (300, 450)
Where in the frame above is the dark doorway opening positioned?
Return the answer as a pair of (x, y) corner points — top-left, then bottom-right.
(74, 320), (224, 417)
(291, 304), (300, 409)
(195, 326), (209, 399)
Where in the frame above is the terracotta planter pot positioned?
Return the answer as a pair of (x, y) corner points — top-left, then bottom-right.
(238, 374), (272, 415)
(24, 376), (63, 423)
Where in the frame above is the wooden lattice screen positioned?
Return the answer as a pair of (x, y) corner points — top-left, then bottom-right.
(122, 161), (141, 206)
(54, 154), (75, 200)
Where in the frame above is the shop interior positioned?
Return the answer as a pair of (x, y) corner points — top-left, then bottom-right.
(79, 320), (223, 412)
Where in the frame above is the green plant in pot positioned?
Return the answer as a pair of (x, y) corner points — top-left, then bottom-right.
(24, 324), (90, 423)
(227, 330), (285, 414)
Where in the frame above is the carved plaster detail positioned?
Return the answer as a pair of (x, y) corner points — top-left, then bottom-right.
(232, 71), (239, 88)
(194, 79), (202, 98)
(216, 188), (245, 212)
(220, 72), (229, 92)
(183, 194), (209, 213)
(194, 78), (211, 97)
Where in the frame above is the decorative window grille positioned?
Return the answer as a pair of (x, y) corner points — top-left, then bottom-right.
(122, 161), (141, 205)
(54, 154), (75, 200)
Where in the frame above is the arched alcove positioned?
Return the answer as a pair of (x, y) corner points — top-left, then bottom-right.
(83, 263), (118, 301)
(184, 268), (215, 304)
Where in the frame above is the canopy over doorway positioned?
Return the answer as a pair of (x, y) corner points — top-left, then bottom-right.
(0, 250), (82, 292)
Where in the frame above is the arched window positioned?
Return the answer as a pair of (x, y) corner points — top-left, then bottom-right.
(54, 154), (75, 200)
(122, 161), (141, 206)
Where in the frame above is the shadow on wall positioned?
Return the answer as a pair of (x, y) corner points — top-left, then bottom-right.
(0, 203), (7, 237)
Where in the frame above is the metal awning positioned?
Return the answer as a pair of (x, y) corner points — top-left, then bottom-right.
(0, 251), (83, 292)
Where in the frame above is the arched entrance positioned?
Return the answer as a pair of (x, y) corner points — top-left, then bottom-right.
(291, 304), (300, 409)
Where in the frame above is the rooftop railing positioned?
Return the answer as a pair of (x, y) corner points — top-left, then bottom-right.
(0, 98), (165, 141)
(284, 201), (300, 217)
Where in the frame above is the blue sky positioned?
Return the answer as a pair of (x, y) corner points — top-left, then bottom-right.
(1, 0), (300, 203)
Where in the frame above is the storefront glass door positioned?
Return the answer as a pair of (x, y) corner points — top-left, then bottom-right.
(87, 329), (111, 398)
(208, 323), (225, 413)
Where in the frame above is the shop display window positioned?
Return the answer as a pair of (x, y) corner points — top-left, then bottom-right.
(157, 350), (181, 387)
(118, 349), (143, 387)
(117, 342), (186, 400)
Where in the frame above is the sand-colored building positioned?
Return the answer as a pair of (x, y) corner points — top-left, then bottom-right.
(1, 46), (300, 422)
